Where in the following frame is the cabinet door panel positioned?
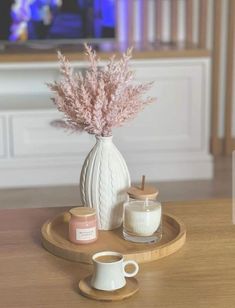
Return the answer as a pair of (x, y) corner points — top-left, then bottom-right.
(10, 112), (94, 157)
(114, 60), (207, 154)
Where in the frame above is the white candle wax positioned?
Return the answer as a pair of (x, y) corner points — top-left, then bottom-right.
(124, 200), (161, 236)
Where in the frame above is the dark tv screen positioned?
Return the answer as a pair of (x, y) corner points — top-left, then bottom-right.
(0, 0), (116, 42)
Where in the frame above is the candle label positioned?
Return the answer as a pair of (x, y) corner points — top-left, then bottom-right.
(76, 227), (96, 241)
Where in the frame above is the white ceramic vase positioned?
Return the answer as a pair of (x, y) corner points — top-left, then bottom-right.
(80, 136), (130, 230)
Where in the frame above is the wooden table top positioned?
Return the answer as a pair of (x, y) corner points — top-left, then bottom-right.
(0, 42), (210, 63)
(0, 199), (234, 308)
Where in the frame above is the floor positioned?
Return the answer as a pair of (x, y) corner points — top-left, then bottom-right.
(0, 157), (232, 209)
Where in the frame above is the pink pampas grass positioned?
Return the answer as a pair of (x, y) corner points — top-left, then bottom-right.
(47, 44), (155, 137)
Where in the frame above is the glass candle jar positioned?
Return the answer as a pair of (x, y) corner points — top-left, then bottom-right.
(123, 199), (162, 243)
(123, 178), (162, 243)
(68, 207), (97, 244)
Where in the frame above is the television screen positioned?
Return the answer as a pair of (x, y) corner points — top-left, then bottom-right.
(0, 0), (116, 42)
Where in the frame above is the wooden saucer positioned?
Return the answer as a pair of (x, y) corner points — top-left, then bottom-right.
(78, 276), (139, 301)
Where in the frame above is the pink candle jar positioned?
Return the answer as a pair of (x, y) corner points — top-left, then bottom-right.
(68, 207), (97, 244)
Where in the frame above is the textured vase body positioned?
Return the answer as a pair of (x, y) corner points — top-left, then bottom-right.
(80, 136), (130, 230)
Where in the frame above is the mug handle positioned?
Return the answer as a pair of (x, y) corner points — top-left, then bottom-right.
(123, 260), (139, 277)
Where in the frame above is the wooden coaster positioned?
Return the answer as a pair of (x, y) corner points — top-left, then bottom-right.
(78, 276), (139, 301)
(41, 213), (186, 264)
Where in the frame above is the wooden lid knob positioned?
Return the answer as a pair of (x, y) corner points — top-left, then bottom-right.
(127, 175), (159, 200)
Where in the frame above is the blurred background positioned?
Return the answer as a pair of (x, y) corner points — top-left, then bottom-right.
(0, 0), (116, 40)
(0, 0), (233, 208)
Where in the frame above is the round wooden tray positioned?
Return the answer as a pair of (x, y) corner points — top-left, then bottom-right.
(41, 212), (186, 264)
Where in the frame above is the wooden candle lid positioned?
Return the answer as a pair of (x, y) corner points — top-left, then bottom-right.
(127, 176), (159, 200)
(69, 207), (96, 217)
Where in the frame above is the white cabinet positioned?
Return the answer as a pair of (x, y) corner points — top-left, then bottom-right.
(0, 58), (213, 188)
(115, 61), (208, 153)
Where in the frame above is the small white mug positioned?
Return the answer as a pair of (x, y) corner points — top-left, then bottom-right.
(90, 251), (139, 291)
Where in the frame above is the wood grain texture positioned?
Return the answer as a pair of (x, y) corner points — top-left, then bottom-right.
(127, 0), (135, 44)
(78, 276), (139, 301)
(127, 184), (159, 200)
(185, 0), (193, 44)
(224, 0), (235, 154)
(115, 0), (121, 43)
(141, 0), (149, 46)
(41, 213), (186, 264)
(211, 0), (222, 155)
(170, 0), (178, 43)
(199, 0), (208, 48)
(155, 0), (163, 41)
(0, 47), (210, 63)
(0, 200), (234, 307)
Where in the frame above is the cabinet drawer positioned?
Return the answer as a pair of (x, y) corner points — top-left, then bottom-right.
(0, 116), (5, 158)
(10, 112), (94, 157)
